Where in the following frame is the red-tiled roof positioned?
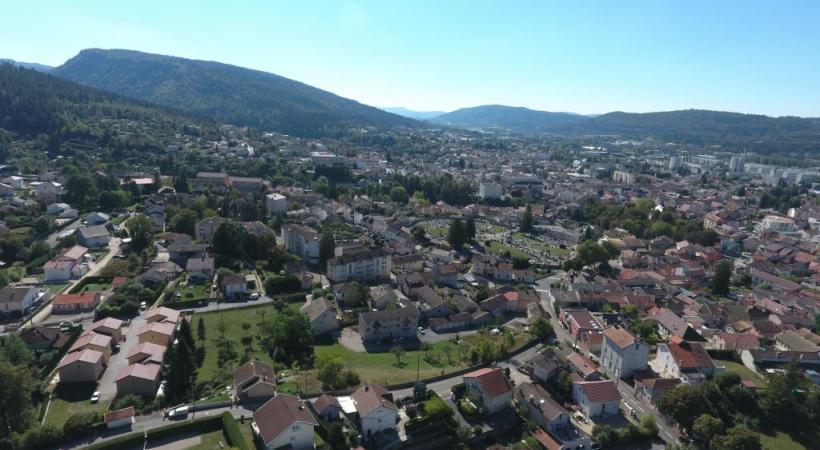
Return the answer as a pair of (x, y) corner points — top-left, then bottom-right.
(574, 380), (621, 403)
(464, 368), (512, 399)
(253, 394), (317, 445)
(104, 406), (135, 423)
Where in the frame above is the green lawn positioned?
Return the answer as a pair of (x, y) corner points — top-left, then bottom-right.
(176, 282), (210, 300)
(194, 304), (533, 393)
(44, 383), (110, 429)
(423, 224), (448, 239)
(486, 240), (533, 260)
(757, 431), (808, 450)
(81, 282), (112, 292)
(714, 359), (768, 388)
(511, 232), (571, 258)
(46, 283), (69, 294)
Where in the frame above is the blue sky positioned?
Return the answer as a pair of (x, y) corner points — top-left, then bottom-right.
(2, 0), (819, 116)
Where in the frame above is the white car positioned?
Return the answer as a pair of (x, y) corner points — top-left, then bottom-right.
(90, 391), (100, 403)
(167, 406), (189, 419)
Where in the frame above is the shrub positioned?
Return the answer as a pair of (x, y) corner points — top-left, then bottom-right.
(112, 394), (145, 412)
(16, 425), (62, 450)
(63, 411), (100, 439)
(221, 412), (250, 450)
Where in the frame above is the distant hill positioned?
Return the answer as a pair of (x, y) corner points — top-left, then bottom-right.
(53, 49), (418, 137)
(382, 107), (446, 120)
(0, 63), (207, 157)
(431, 104), (820, 151)
(430, 105), (587, 131)
(0, 59), (52, 73)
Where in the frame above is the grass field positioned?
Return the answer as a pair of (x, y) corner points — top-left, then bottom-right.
(485, 241), (533, 260)
(81, 282), (111, 292)
(511, 232), (571, 258)
(714, 359), (768, 388)
(194, 303), (532, 393)
(757, 431), (808, 450)
(176, 283), (210, 300)
(46, 283), (69, 294)
(44, 383), (110, 429)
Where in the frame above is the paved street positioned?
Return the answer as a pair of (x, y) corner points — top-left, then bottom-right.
(96, 315), (145, 401)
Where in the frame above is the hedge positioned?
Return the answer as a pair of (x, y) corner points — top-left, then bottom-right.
(221, 412), (251, 450)
(68, 276), (113, 294)
(40, 326), (83, 379)
(164, 298), (210, 310)
(84, 415), (223, 450)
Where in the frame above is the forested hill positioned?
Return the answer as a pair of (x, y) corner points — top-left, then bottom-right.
(54, 49), (419, 138)
(430, 105), (588, 131)
(584, 110), (820, 149)
(0, 63), (210, 156)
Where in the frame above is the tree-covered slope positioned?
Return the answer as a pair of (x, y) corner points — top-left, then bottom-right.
(430, 104), (587, 131)
(54, 49), (418, 137)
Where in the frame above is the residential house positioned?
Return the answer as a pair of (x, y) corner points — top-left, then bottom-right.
(77, 225), (110, 248)
(300, 298), (339, 336)
(137, 322), (175, 346)
(572, 380), (621, 418)
(634, 377), (681, 405)
(221, 273), (247, 299)
(69, 331), (113, 362)
(115, 363), (162, 397)
(186, 256), (215, 283)
(44, 245), (88, 282)
(415, 286), (454, 318)
(741, 349), (820, 373)
(352, 384), (398, 438)
(56, 349), (104, 383)
(463, 368), (513, 414)
(52, 292), (101, 314)
(252, 394), (318, 450)
(168, 242), (206, 266)
(529, 349), (561, 383)
(86, 212), (111, 226)
(105, 407), (135, 430)
(265, 193), (288, 213)
(0, 286), (39, 314)
(126, 342), (167, 365)
(195, 216), (226, 242)
(601, 326), (649, 379)
(145, 306), (180, 324)
(515, 382), (594, 450)
(20, 326), (66, 352)
(655, 338), (718, 384)
(313, 394), (342, 422)
(234, 359), (277, 402)
(567, 352), (602, 381)
(88, 317), (124, 342)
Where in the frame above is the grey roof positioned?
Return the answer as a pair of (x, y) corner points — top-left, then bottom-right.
(79, 225), (109, 239)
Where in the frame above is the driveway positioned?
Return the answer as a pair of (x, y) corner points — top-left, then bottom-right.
(97, 314), (146, 401)
(46, 218), (81, 248)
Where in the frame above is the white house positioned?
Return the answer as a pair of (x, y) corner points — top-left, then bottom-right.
(515, 382), (594, 450)
(352, 384), (398, 438)
(0, 286), (40, 314)
(655, 339), (718, 384)
(44, 245), (88, 282)
(78, 225), (110, 248)
(265, 193), (288, 213)
(300, 298), (339, 336)
(252, 394), (317, 450)
(326, 248), (391, 283)
(572, 380), (621, 418)
(601, 326), (649, 379)
(463, 368), (513, 414)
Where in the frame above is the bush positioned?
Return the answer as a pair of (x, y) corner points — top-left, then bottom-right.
(63, 411), (100, 439)
(451, 383), (466, 398)
(221, 412), (250, 450)
(112, 394), (145, 412)
(16, 425), (62, 450)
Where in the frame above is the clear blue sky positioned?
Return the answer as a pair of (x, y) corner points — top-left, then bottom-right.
(2, 0), (819, 116)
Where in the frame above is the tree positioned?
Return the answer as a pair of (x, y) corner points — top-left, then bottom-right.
(711, 425), (761, 450)
(391, 345), (405, 366)
(411, 225), (425, 242)
(576, 240), (610, 267)
(760, 363), (807, 429)
(530, 318), (554, 342)
(520, 204), (534, 232)
(317, 357), (360, 390)
(65, 173), (93, 204)
(257, 310), (314, 364)
(171, 208), (198, 236)
(174, 172), (190, 193)
(34, 216), (51, 235)
(212, 220), (246, 257)
(692, 414), (724, 447)
(0, 362), (35, 433)
(319, 232), (335, 265)
(197, 317), (206, 342)
(165, 338), (196, 404)
(177, 318), (195, 353)
(465, 218), (476, 241)
(326, 423), (348, 450)
(126, 214), (153, 253)
(657, 385), (707, 432)
(0, 334), (34, 365)
(448, 219), (466, 250)
(712, 260), (733, 296)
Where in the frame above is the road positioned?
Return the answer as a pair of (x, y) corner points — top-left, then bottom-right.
(24, 237), (122, 330)
(534, 275), (681, 446)
(57, 403), (255, 450)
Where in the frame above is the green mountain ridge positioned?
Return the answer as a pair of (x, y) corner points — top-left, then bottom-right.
(54, 49), (418, 138)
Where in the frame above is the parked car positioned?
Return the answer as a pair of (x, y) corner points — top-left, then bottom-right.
(167, 406), (189, 419)
(90, 391), (100, 403)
